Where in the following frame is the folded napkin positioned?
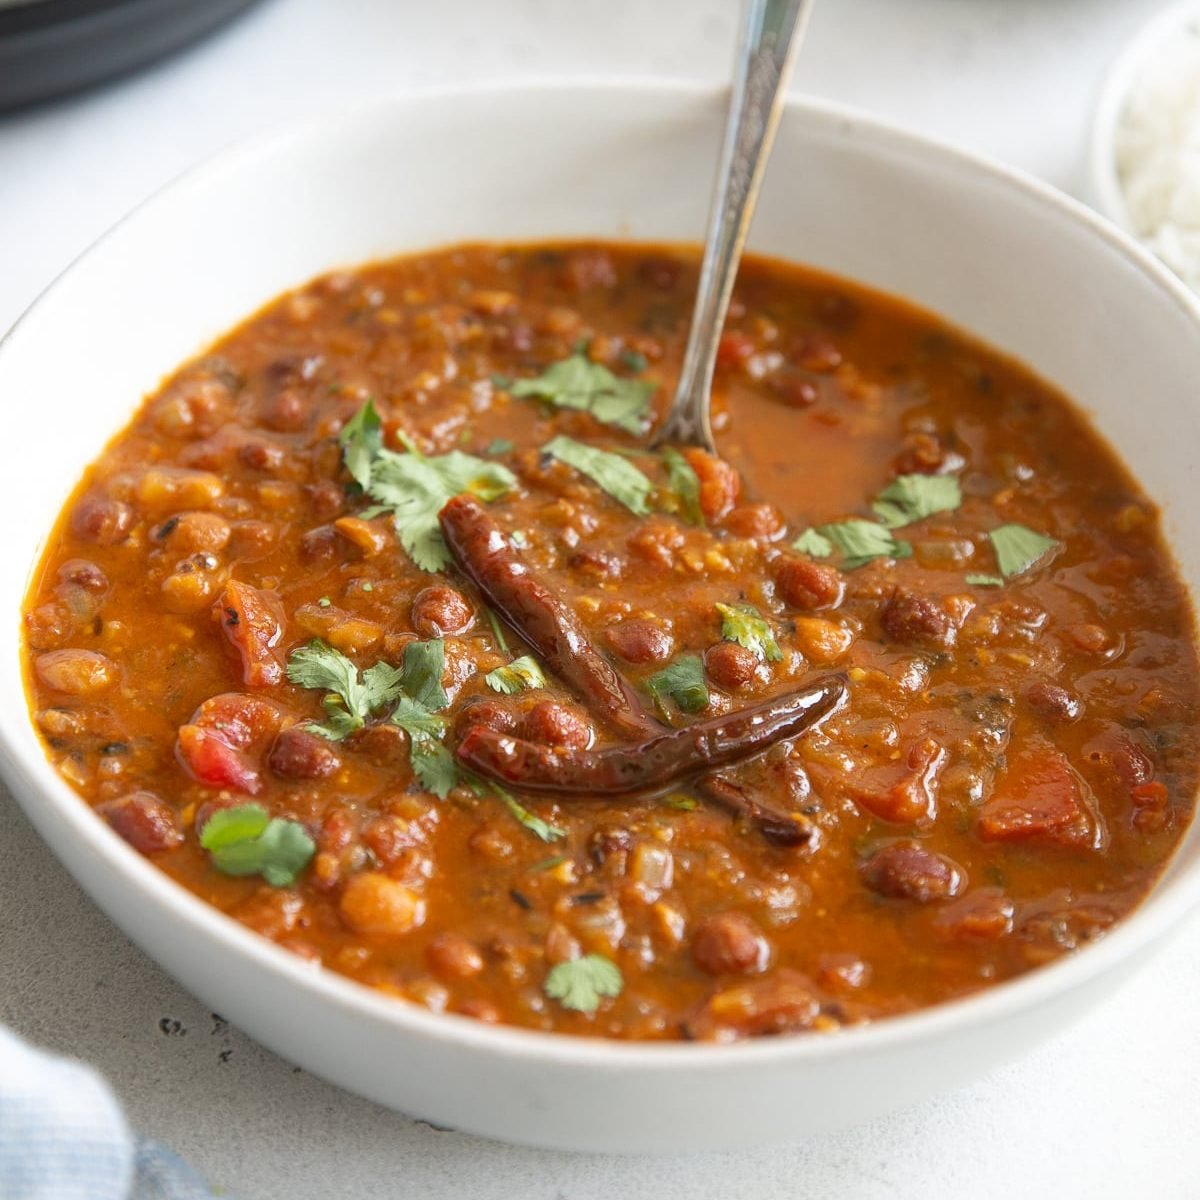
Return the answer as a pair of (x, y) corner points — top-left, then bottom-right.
(0, 1025), (222, 1199)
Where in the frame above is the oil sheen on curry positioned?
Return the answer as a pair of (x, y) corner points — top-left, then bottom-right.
(23, 244), (1200, 1041)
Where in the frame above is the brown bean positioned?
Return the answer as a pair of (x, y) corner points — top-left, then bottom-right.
(239, 439), (285, 473)
(879, 591), (950, 645)
(588, 824), (633, 868)
(776, 556), (843, 610)
(411, 586), (474, 637)
(793, 332), (842, 373)
(262, 387), (309, 432)
(723, 502), (784, 539)
(692, 912), (770, 976)
(427, 932), (485, 980)
(519, 700), (593, 750)
(454, 697), (518, 738)
(96, 791), (183, 855)
(268, 727), (342, 779)
(860, 843), (963, 902)
(57, 559), (109, 593)
(300, 524), (341, 564)
(604, 619), (673, 665)
(685, 970), (821, 1041)
(704, 641), (760, 691)
(1025, 681), (1083, 723)
(71, 493), (134, 545)
(35, 649), (116, 695)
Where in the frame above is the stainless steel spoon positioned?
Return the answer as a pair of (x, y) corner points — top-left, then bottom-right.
(652, 0), (816, 453)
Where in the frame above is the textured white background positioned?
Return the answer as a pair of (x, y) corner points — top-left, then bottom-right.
(2, 1), (1196, 1197)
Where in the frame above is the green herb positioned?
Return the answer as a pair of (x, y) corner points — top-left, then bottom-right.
(392, 706), (458, 798)
(400, 638), (448, 711)
(814, 519), (912, 570)
(486, 437), (515, 455)
(531, 854), (567, 872)
(510, 529), (528, 548)
(792, 527), (835, 557)
(646, 655), (709, 716)
(485, 607), (511, 656)
(965, 573), (1005, 587)
(485, 654), (547, 695)
(490, 374), (513, 391)
(286, 640), (406, 740)
(716, 602), (782, 663)
(664, 794), (698, 812)
(494, 783), (565, 843)
(871, 473), (962, 529)
(199, 803), (316, 887)
(987, 523), (1060, 579)
(339, 401), (516, 572)
(361, 581), (373, 593)
(317, 596), (332, 608)
(661, 447), (704, 526)
(337, 398), (383, 490)
(544, 954), (623, 1014)
(542, 435), (652, 515)
(512, 351), (654, 434)
(620, 348), (649, 373)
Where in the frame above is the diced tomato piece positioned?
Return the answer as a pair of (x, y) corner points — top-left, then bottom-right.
(848, 738), (945, 824)
(933, 887), (1014, 941)
(977, 744), (1100, 848)
(214, 579), (285, 689)
(177, 723), (262, 794)
(682, 447), (741, 523)
(716, 331), (756, 369)
(1084, 728), (1154, 789)
(190, 692), (284, 749)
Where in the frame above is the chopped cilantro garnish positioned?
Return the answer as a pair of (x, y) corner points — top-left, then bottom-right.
(987, 524), (1060, 578)
(199, 803), (315, 887)
(792, 527), (835, 557)
(620, 348), (649, 373)
(399, 637), (448, 711)
(512, 351), (654, 434)
(493, 783), (565, 843)
(317, 596), (332, 608)
(485, 654), (547, 695)
(486, 437), (515, 455)
(965, 572), (1005, 587)
(716, 602), (782, 662)
(871, 473), (962, 529)
(664, 794), (699, 812)
(509, 529), (528, 548)
(808, 519), (912, 570)
(662, 447), (705, 526)
(542, 435), (652, 515)
(286, 640), (406, 740)
(646, 655), (709, 716)
(544, 954), (623, 1013)
(339, 400), (517, 572)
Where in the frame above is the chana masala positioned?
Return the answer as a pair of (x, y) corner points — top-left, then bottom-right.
(22, 243), (1200, 1041)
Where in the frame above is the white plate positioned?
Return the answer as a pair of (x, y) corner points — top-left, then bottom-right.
(3, 82), (1200, 1154)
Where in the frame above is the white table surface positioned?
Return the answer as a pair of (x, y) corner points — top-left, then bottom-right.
(2, 1), (1195, 1196)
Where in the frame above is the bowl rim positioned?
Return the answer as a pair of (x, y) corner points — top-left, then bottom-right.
(5, 76), (1200, 1073)
(1088, 0), (1200, 230)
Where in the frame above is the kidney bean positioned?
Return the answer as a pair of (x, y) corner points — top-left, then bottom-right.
(860, 843), (964, 902)
(71, 493), (133, 545)
(96, 791), (183, 855)
(723, 502), (784, 539)
(692, 912), (770, 976)
(262, 388), (310, 432)
(455, 697), (519, 738)
(35, 649), (116, 696)
(685, 970), (820, 1041)
(238, 439), (286, 473)
(426, 932), (485, 980)
(268, 727), (341, 779)
(879, 591), (950, 646)
(776, 556), (843, 611)
(300, 524), (340, 564)
(604, 619), (673, 665)
(1025, 681), (1082, 723)
(57, 559), (108, 593)
(519, 701), (593, 750)
(411, 586), (474, 637)
(704, 641), (760, 691)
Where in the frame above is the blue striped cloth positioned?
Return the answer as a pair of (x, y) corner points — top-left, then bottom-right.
(0, 1026), (222, 1199)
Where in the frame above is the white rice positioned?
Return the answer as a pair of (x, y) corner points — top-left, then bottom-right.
(1116, 16), (1200, 291)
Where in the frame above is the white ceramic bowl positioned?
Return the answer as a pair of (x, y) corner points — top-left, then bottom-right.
(4, 83), (1200, 1155)
(1088, 0), (1200, 230)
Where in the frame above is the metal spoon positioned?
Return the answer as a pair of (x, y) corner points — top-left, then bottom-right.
(652, 0), (816, 453)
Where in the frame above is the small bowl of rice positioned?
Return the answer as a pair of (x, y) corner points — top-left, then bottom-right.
(1091, 0), (1200, 293)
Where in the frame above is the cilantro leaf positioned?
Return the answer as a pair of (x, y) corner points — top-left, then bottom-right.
(389, 694), (447, 738)
(486, 438), (515, 456)
(409, 733), (461, 799)
(542, 435), (652, 515)
(544, 954), (623, 1013)
(987, 524), (1060, 578)
(401, 638), (448, 712)
(661, 447), (705, 526)
(716, 602), (782, 663)
(485, 654), (547, 695)
(200, 803), (315, 888)
(493, 783), (565, 843)
(338, 402), (517, 572)
(485, 607), (511, 655)
(646, 655), (709, 716)
(817, 519), (912, 569)
(338, 398), (383, 491)
(965, 572), (1005, 587)
(872, 473), (962, 529)
(664, 794), (698, 811)
(286, 640), (405, 740)
(512, 351), (654, 434)
(792, 527), (834, 557)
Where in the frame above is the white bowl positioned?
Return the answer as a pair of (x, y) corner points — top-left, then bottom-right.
(4, 82), (1200, 1154)
(1088, 0), (1200, 231)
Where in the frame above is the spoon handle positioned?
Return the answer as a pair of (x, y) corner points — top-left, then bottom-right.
(654, 0), (815, 452)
